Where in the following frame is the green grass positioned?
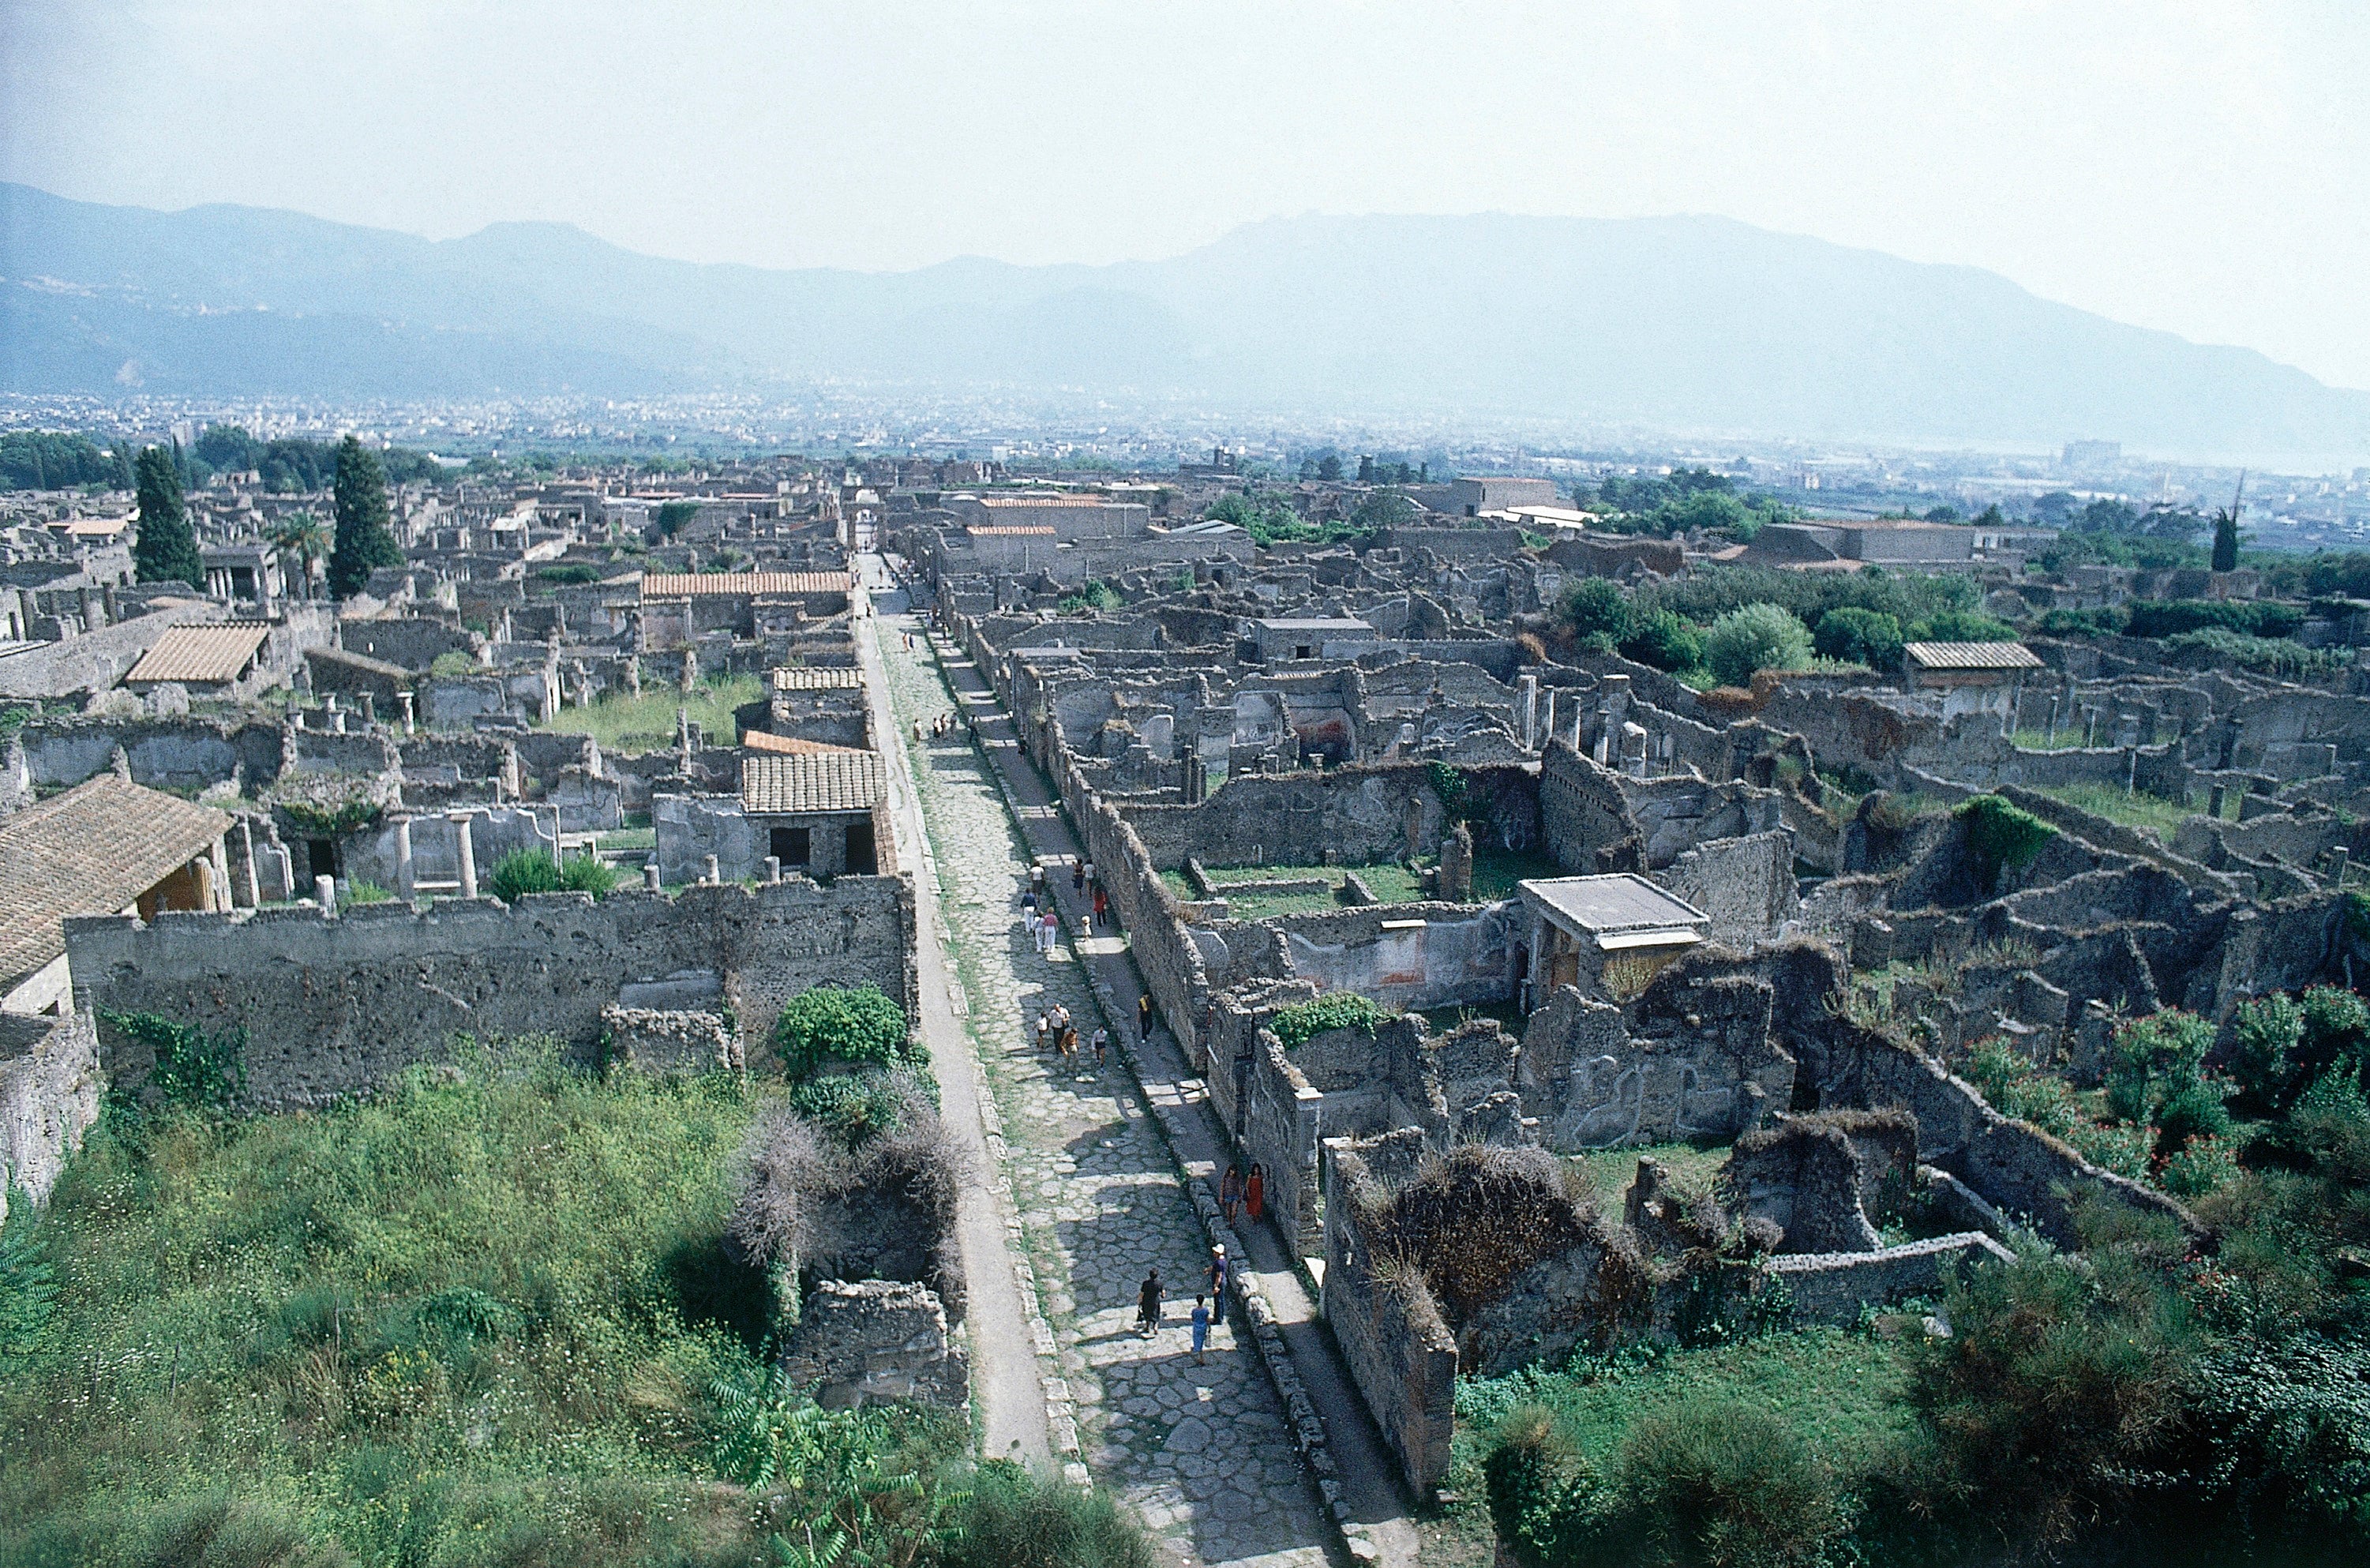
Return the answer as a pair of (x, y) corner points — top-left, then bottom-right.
(0, 1056), (777, 1567)
(538, 675), (763, 754)
(1569, 1140), (1733, 1209)
(2032, 782), (2201, 837)
(1453, 1326), (1916, 1481)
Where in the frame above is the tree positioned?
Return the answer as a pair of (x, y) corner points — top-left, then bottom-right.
(2212, 508), (2241, 573)
(271, 510), (331, 599)
(1813, 606), (1903, 669)
(328, 436), (403, 598)
(1562, 577), (1633, 646)
(193, 424), (261, 473)
(1316, 452), (1343, 482)
(1703, 603), (1813, 687)
(131, 446), (203, 587)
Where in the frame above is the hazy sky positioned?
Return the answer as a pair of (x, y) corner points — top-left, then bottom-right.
(6, 1), (2368, 388)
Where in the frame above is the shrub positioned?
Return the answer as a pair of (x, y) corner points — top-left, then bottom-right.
(1956, 794), (2057, 883)
(1620, 1398), (1847, 1567)
(1619, 608), (1705, 673)
(2231, 993), (2304, 1113)
(485, 846), (561, 902)
(1812, 606), (1903, 670)
(1965, 1039), (2083, 1139)
(942, 1457), (1157, 1568)
(427, 649), (478, 677)
(1703, 603), (1813, 687)
(773, 984), (920, 1080)
(788, 1068), (932, 1146)
(1905, 608), (2019, 643)
(1562, 578), (1633, 644)
(559, 853), (622, 896)
(2297, 985), (2370, 1095)
(341, 877), (392, 905)
(2162, 628), (2351, 681)
(2160, 1135), (2241, 1198)
(537, 562), (602, 584)
(2106, 1009), (2224, 1155)
(2124, 598), (2304, 640)
(1269, 992), (1389, 1049)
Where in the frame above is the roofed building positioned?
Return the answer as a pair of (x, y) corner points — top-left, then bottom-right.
(1517, 873), (1710, 1003)
(1902, 640), (2044, 721)
(1, 774), (234, 1015)
(118, 621), (276, 696)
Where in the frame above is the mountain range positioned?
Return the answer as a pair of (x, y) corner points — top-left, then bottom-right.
(4, 180), (2365, 461)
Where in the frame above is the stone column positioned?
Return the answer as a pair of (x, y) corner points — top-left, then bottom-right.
(450, 812), (478, 899)
(704, 853), (720, 886)
(644, 863), (662, 892)
(316, 874), (337, 915)
(398, 690), (416, 734)
(393, 815), (416, 902)
(764, 855), (782, 884)
(357, 692), (375, 727)
(208, 837), (233, 913)
(191, 857), (216, 911)
(236, 819), (261, 908)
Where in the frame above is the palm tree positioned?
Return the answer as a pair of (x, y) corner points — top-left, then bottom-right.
(272, 510), (331, 600)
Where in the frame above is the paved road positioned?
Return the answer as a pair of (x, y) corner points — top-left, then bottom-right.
(865, 566), (1338, 1567)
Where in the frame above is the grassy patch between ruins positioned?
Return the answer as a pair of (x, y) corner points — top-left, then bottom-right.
(2031, 781), (2201, 837)
(538, 673), (763, 752)
(0, 1056), (782, 1567)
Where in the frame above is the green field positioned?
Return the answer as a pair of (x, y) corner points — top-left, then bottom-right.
(539, 675), (763, 754)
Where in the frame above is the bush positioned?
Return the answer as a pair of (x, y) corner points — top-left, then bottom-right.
(773, 984), (920, 1080)
(1619, 609), (1705, 673)
(2160, 1135), (2241, 1198)
(788, 1068), (930, 1146)
(1905, 608), (2019, 643)
(942, 1457), (1157, 1568)
(1562, 578), (1633, 644)
(2106, 1009), (2225, 1153)
(100, 1011), (246, 1111)
(2231, 993), (2304, 1114)
(1812, 606), (1903, 670)
(485, 846), (561, 902)
(2162, 628), (2351, 681)
(1702, 603), (1813, 687)
(537, 563), (603, 584)
(2125, 598), (2304, 640)
(1956, 794), (2057, 884)
(1269, 992), (1389, 1049)
(1620, 1399), (1847, 1567)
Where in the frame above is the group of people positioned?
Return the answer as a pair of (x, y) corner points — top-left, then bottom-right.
(1134, 1244), (1233, 1362)
(913, 709), (967, 742)
(1032, 1001), (1108, 1067)
(1218, 1162), (1266, 1225)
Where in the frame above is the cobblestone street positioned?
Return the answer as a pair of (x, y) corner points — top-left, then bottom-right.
(876, 613), (1334, 1568)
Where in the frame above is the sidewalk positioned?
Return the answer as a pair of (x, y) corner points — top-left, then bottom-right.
(913, 613), (1423, 1568)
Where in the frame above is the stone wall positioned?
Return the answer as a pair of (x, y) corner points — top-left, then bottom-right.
(0, 1011), (99, 1222)
(1539, 741), (1644, 873)
(1318, 1143), (1459, 1497)
(777, 1280), (969, 1410)
(7, 715), (288, 805)
(1119, 763), (1453, 871)
(599, 1005), (741, 1075)
(1768, 1233), (2014, 1325)
(1272, 901), (1521, 1013)
(1657, 830), (1799, 951)
(66, 877), (916, 1108)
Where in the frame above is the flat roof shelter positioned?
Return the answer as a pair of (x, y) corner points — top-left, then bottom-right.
(1902, 640), (2044, 722)
(1243, 617), (1376, 662)
(1517, 873), (1709, 1003)
(0, 775), (232, 1014)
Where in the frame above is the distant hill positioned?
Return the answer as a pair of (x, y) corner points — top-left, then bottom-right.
(5, 182), (2365, 459)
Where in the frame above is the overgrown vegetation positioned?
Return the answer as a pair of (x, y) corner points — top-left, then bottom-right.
(1202, 490), (1374, 548)
(772, 985), (927, 1083)
(1056, 580), (1123, 613)
(484, 846), (624, 902)
(1269, 992), (1389, 1049)
(1954, 793), (2056, 885)
(539, 673), (763, 751)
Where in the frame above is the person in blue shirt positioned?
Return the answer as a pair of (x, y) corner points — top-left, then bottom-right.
(1190, 1295), (1211, 1363)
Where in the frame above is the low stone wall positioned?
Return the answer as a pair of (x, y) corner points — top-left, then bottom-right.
(1768, 1232), (2015, 1324)
(1657, 829), (1798, 951)
(0, 1011), (99, 1221)
(66, 877), (917, 1108)
(778, 1280), (969, 1411)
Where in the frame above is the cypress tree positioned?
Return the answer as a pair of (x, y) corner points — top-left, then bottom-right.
(131, 445), (204, 587)
(328, 436), (403, 598)
(2211, 508), (2240, 573)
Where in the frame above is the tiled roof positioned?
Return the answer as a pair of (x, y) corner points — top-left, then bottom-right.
(741, 730), (872, 756)
(0, 775), (230, 990)
(1903, 640), (2043, 671)
(966, 526), (1058, 537)
(741, 751), (886, 814)
(639, 572), (852, 597)
(977, 496), (1109, 508)
(771, 666), (866, 690)
(122, 623), (272, 685)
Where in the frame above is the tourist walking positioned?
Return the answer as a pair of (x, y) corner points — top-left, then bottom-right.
(1220, 1165), (1243, 1223)
(1138, 992), (1155, 1042)
(1245, 1163), (1266, 1222)
(1072, 859), (1086, 894)
(1035, 1011), (1050, 1052)
(1043, 911), (1060, 954)
(1092, 1026), (1108, 1068)
(1136, 1270), (1164, 1337)
(1207, 1244), (1228, 1299)
(1190, 1296), (1210, 1363)
(1093, 885), (1109, 928)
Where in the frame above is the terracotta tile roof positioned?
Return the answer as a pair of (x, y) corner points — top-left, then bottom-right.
(0, 775), (230, 990)
(741, 751), (885, 814)
(639, 572), (851, 597)
(966, 526), (1058, 537)
(122, 623), (272, 685)
(1903, 640), (2043, 672)
(741, 730), (872, 756)
(770, 666), (866, 690)
(977, 496), (1109, 508)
